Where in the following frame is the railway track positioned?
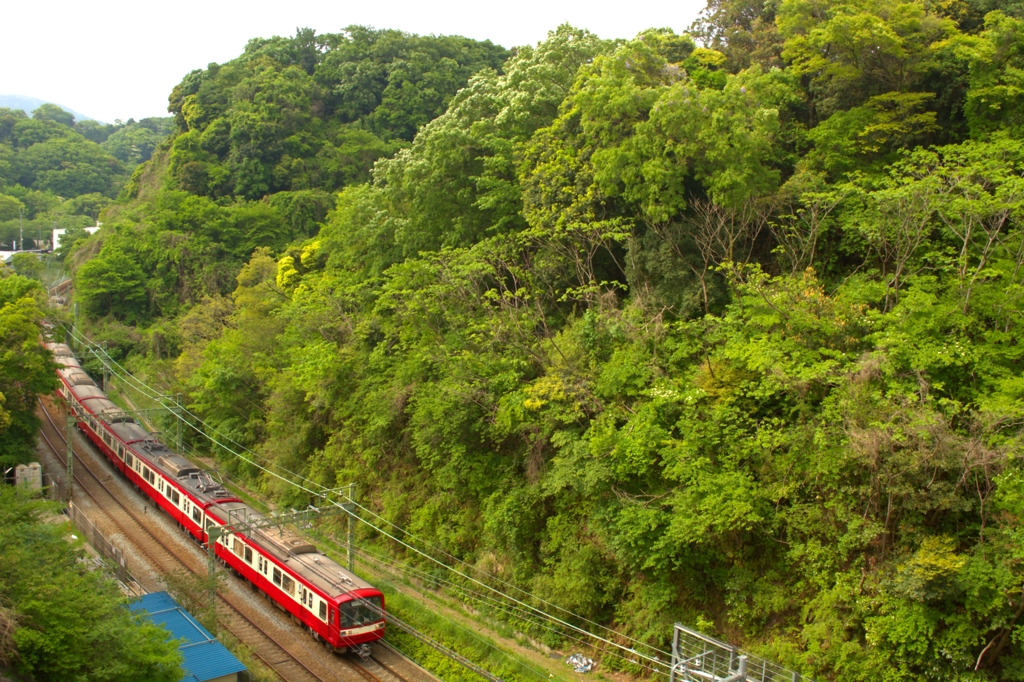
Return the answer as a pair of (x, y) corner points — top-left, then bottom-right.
(37, 397), (413, 682)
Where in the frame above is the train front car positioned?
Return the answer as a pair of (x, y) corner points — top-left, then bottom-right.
(200, 502), (386, 655)
(285, 542), (386, 655)
(333, 587), (386, 656)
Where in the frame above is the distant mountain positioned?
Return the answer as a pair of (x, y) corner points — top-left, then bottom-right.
(0, 95), (100, 123)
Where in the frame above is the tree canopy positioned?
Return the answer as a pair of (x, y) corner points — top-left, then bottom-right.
(0, 273), (57, 467)
(0, 487), (183, 681)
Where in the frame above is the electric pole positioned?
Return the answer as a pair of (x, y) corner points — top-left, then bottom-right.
(18, 206), (23, 252)
(101, 341), (109, 390)
(65, 409), (75, 502)
(175, 393), (183, 454)
(345, 483), (356, 572)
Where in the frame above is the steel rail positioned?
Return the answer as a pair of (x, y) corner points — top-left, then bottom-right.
(366, 655), (413, 682)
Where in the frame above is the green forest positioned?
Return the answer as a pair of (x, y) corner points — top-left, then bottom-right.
(0, 103), (171, 249)
(3, 0), (1023, 679)
(0, 486), (183, 681)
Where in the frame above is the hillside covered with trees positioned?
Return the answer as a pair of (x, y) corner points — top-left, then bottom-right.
(66, 5), (1024, 680)
(0, 104), (172, 251)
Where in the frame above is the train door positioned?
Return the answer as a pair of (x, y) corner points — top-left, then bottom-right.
(329, 605), (340, 638)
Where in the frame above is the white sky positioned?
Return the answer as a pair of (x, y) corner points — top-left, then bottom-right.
(2, 0), (706, 124)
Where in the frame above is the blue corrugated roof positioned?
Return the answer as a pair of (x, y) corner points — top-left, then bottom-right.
(131, 591), (247, 682)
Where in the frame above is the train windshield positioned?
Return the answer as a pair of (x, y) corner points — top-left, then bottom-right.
(340, 596), (383, 627)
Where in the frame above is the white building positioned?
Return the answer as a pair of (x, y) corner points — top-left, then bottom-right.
(52, 222), (102, 251)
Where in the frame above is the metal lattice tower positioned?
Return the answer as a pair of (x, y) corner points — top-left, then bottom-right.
(670, 624), (810, 682)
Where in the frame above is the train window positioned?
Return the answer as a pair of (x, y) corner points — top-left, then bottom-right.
(282, 575), (294, 596)
(244, 546), (253, 564)
(258, 556), (264, 573)
(117, 445), (125, 461)
(232, 538), (243, 557)
(125, 453), (133, 468)
(340, 597), (383, 627)
(272, 567), (282, 586)
(157, 478), (163, 492)
(171, 490), (180, 505)
(192, 507), (202, 525)
(319, 601), (327, 621)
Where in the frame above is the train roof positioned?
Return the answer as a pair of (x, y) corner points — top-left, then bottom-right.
(202, 502), (374, 598)
(135, 441), (236, 503)
(62, 369), (95, 387)
(55, 356), (80, 368)
(83, 398), (136, 423)
(70, 384), (107, 401)
(110, 421), (152, 443)
(46, 343), (74, 357)
(285, 551), (374, 599)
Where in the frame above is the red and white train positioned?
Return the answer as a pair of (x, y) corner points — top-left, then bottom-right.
(45, 341), (385, 656)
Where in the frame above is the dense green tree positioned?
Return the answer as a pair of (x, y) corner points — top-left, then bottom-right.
(0, 108), (127, 198)
(31, 102), (75, 127)
(368, 25), (612, 261)
(0, 275), (57, 466)
(101, 118), (174, 166)
(0, 193), (23, 221)
(691, 0), (786, 71)
(778, 0), (960, 121)
(0, 486), (183, 681)
(75, 245), (149, 321)
(161, 26), (508, 205)
(9, 253), (42, 280)
(953, 10), (1024, 137)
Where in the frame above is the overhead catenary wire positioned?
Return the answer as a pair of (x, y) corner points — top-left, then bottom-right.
(345, 497), (674, 661)
(56, 331), (535, 682)
(355, 545), (666, 675)
(331, 500), (671, 672)
(354, 569), (553, 682)
(61, 325), (673, 670)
